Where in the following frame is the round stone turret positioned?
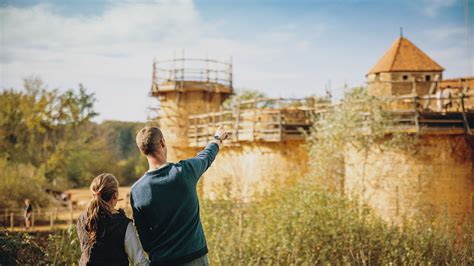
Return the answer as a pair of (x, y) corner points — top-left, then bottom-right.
(150, 57), (233, 160)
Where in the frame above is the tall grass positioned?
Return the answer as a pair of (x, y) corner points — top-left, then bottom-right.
(202, 178), (474, 265)
(0, 225), (80, 265)
(3, 178), (472, 265)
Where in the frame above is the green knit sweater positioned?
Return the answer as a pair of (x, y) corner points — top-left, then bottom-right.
(130, 143), (219, 264)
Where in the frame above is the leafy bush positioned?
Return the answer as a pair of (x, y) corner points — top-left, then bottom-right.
(0, 226), (81, 265)
(0, 159), (51, 209)
(43, 225), (81, 264)
(202, 179), (474, 265)
(306, 87), (418, 191)
(0, 230), (46, 265)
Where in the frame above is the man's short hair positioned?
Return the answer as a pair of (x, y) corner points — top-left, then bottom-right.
(136, 126), (163, 155)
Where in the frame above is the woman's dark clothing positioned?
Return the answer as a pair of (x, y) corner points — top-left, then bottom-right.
(25, 204), (33, 213)
(76, 209), (131, 266)
(24, 204), (33, 220)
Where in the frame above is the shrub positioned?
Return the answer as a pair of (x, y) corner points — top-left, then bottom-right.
(0, 230), (46, 265)
(0, 226), (81, 265)
(202, 179), (474, 265)
(43, 225), (81, 264)
(0, 160), (51, 210)
(3, 181), (472, 265)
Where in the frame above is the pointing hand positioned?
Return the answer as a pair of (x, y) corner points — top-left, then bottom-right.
(214, 125), (229, 141)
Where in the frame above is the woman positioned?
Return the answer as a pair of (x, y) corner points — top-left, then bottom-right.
(24, 199), (33, 229)
(76, 173), (149, 266)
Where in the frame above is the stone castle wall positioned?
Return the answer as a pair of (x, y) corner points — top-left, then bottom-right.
(173, 132), (473, 224)
(181, 140), (308, 200)
(344, 135), (474, 223)
(367, 72), (441, 96)
(158, 86), (228, 161)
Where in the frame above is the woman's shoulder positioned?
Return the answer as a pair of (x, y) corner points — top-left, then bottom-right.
(78, 211), (88, 222)
(76, 211), (89, 228)
(113, 209), (132, 222)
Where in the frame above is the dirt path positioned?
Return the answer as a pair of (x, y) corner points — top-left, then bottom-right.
(9, 225), (70, 232)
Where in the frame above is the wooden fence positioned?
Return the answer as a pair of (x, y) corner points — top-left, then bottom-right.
(0, 204), (133, 231)
(0, 205), (76, 231)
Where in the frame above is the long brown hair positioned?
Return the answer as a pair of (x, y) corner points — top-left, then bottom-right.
(85, 173), (119, 244)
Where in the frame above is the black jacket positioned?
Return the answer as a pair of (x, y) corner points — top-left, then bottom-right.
(76, 209), (131, 266)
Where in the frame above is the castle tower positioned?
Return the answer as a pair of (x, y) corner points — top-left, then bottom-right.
(150, 58), (233, 161)
(367, 37), (444, 96)
(345, 37), (474, 224)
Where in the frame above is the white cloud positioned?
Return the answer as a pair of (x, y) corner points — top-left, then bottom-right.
(421, 0), (456, 17)
(1, 1), (329, 121)
(424, 26), (464, 41)
(423, 25), (473, 77)
(430, 45), (473, 78)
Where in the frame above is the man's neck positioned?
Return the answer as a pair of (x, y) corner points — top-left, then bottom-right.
(147, 156), (167, 171)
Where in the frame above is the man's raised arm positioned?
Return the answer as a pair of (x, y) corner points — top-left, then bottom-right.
(183, 126), (229, 181)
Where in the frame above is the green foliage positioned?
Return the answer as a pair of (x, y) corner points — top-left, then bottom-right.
(0, 226), (81, 265)
(1, 78), (97, 166)
(0, 230), (46, 265)
(306, 87), (418, 190)
(98, 120), (148, 185)
(0, 77), (100, 208)
(4, 182), (473, 264)
(0, 159), (51, 209)
(6, 180), (474, 265)
(223, 88), (267, 109)
(0, 78), (147, 209)
(201, 180), (474, 265)
(43, 225), (82, 264)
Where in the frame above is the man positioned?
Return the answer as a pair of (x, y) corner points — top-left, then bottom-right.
(443, 85), (453, 112)
(435, 87), (443, 112)
(131, 125), (228, 265)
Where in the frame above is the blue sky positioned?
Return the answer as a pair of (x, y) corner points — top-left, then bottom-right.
(1, 0), (472, 122)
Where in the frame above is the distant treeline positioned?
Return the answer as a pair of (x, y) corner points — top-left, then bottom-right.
(0, 78), (147, 209)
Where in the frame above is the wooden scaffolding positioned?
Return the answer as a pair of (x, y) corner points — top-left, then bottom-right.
(187, 94), (474, 147)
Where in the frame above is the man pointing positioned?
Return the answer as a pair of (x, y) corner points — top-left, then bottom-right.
(131, 125), (228, 265)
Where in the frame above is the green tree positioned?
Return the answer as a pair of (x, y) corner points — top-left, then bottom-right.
(223, 88), (267, 109)
(1, 77), (98, 167)
(306, 87), (417, 192)
(97, 121), (147, 185)
(0, 77), (100, 206)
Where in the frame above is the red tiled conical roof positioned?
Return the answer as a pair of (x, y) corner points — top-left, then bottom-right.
(368, 37), (444, 75)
